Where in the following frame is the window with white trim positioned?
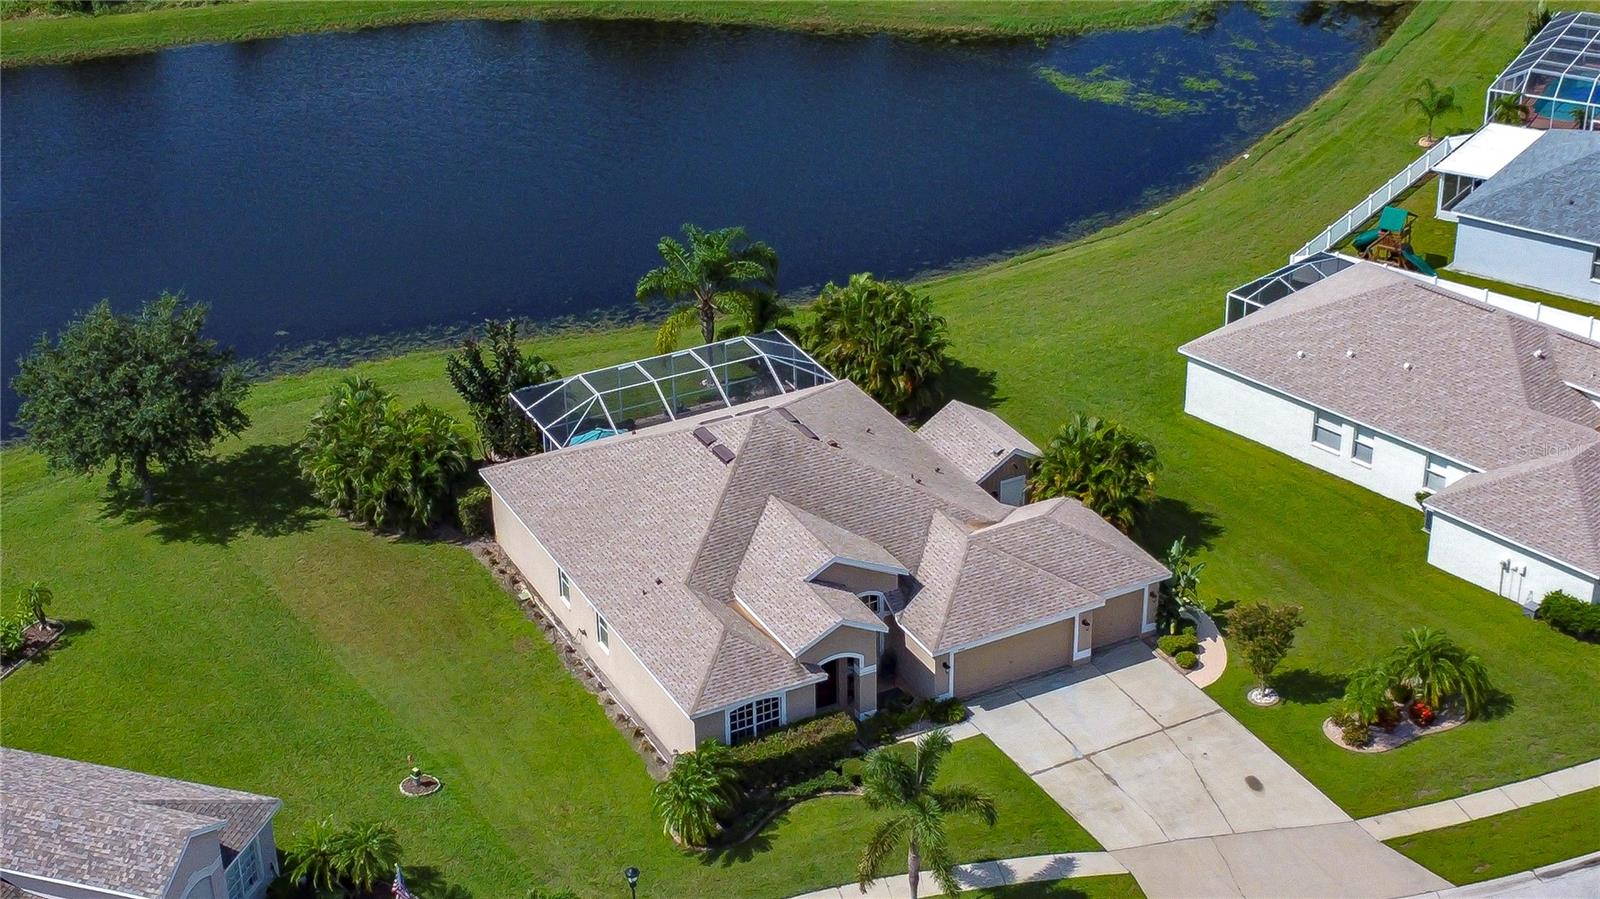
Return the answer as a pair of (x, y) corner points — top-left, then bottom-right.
(1312, 413), (1342, 452)
(596, 609), (610, 650)
(728, 695), (782, 743)
(558, 568), (571, 608)
(1423, 456), (1451, 491)
(224, 838), (262, 899)
(859, 591), (887, 616)
(1351, 428), (1375, 466)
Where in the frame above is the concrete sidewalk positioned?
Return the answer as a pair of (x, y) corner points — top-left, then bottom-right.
(789, 851), (1127, 899)
(1400, 850), (1600, 898)
(1358, 759), (1600, 841)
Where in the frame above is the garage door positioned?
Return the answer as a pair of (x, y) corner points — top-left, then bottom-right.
(954, 618), (1075, 696)
(1092, 590), (1144, 648)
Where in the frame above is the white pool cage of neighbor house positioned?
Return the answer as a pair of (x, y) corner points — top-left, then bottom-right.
(510, 331), (835, 450)
(1486, 11), (1600, 131)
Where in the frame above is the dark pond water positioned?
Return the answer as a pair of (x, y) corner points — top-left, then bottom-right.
(0, 2), (1396, 429)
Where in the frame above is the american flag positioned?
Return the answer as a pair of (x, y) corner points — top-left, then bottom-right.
(392, 865), (416, 899)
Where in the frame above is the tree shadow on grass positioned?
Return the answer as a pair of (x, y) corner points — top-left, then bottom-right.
(1478, 686), (1517, 722)
(1140, 496), (1225, 555)
(697, 808), (779, 868)
(939, 358), (1000, 413)
(399, 865), (473, 899)
(100, 444), (321, 546)
(1272, 668), (1348, 705)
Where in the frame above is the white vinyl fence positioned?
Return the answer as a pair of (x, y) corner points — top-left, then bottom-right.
(1290, 134), (1469, 262)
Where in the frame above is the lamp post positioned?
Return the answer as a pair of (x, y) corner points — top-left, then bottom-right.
(623, 866), (640, 899)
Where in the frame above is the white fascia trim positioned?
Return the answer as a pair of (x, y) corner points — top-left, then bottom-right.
(1099, 577), (1166, 602)
(153, 821), (228, 899)
(976, 448), (1039, 486)
(939, 652), (957, 699)
(1453, 211), (1600, 248)
(0, 869), (154, 899)
(900, 621), (938, 657)
(939, 603), (1104, 656)
(1179, 355), (1484, 474)
(804, 555), (910, 579)
(484, 482), (696, 721)
(733, 595), (801, 656)
(173, 857), (224, 899)
(812, 651), (866, 667)
(1424, 507), (1599, 580)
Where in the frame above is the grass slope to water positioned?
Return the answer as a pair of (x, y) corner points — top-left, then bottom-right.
(5, 0), (1600, 894)
(0, 0), (1188, 66)
(1386, 789), (1600, 885)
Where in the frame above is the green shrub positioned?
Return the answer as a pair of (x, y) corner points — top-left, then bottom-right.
(457, 485), (493, 538)
(1537, 591), (1600, 641)
(774, 769), (854, 802)
(1157, 633), (1199, 656)
(726, 712), (857, 789)
(1331, 705), (1373, 747)
(924, 697), (968, 725)
(1174, 650), (1199, 669)
(840, 757), (865, 785)
(0, 612), (28, 658)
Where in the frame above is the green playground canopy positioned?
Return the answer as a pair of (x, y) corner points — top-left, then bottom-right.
(1377, 205), (1411, 232)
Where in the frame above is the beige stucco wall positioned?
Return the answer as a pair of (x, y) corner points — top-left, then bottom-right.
(954, 617), (1076, 696)
(491, 488), (701, 755)
(798, 625), (879, 668)
(897, 628), (951, 698)
(1092, 589), (1145, 648)
(812, 562), (900, 595)
(978, 454), (1032, 500)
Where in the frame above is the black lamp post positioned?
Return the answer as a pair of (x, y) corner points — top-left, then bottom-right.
(623, 866), (640, 899)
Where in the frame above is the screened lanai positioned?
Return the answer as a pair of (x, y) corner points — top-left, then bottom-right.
(1487, 11), (1600, 131)
(510, 331), (835, 450)
(1224, 252), (1355, 323)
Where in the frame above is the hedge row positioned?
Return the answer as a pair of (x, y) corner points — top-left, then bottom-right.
(726, 711), (858, 789)
(1537, 591), (1600, 642)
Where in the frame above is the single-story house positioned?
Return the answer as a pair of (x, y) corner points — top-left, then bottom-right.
(0, 748), (281, 899)
(1180, 262), (1600, 606)
(1446, 129), (1600, 303)
(482, 356), (1168, 755)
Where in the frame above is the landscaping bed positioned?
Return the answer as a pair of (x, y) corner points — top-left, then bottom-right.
(0, 618), (64, 679)
(1322, 704), (1465, 753)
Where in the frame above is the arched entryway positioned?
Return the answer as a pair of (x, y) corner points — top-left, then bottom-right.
(814, 652), (864, 716)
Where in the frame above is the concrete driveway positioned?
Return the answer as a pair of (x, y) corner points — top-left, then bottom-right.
(969, 642), (1450, 898)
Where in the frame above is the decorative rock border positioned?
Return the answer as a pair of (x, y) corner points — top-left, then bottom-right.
(1247, 686), (1281, 707)
(1322, 707), (1466, 753)
(399, 774), (442, 797)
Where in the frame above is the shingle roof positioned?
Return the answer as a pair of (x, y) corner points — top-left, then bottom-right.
(1452, 130), (1600, 245)
(484, 381), (1167, 713)
(1179, 264), (1600, 470)
(917, 400), (1042, 482)
(1426, 441), (1600, 577)
(0, 749), (280, 899)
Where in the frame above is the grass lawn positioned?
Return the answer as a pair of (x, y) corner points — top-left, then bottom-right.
(0, 0), (1187, 67)
(1385, 789), (1600, 885)
(975, 875), (1146, 899)
(6, 0), (1600, 894)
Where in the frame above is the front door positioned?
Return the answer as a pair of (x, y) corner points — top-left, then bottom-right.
(816, 660), (839, 708)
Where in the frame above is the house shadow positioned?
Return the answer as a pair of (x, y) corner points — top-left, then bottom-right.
(1140, 496), (1224, 555)
(100, 444), (320, 546)
(1272, 668), (1348, 705)
(938, 358), (1000, 414)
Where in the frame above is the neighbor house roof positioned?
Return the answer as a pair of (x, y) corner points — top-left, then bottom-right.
(1452, 129), (1600, 245)
(1179, 264), (1600, 471)
(917, 399), (1043, 482)
(1426, 441), (1600, 577)
(0, 749), (280, 899)
(483, 380), (1167, 715)
(1433, 123), (1545, 181)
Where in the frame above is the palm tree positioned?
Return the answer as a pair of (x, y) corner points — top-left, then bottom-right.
(1387, 627), (1494, 719)
(285, 817), (342, 894)
(856, 728), (996, 899)
(1028, 414), (1159, 533)
(20, 581), (52, 628)
(1491, 92), (1527, 126)
(803, 273), (951, 418)
(652, 740), (740, 847)
(1340, 661), (1394, 726)
(636, 224), (778, 352)
(1407, 78), (1459, 144)
(333, 820), (402, 893)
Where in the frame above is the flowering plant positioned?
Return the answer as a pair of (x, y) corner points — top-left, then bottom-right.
(1409, 701), (1436, 726)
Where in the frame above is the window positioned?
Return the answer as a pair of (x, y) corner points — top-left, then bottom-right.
(728, 695), (782, 743)
(1439, 173), (1480, 211)
(558, 568), (571, 608)
(1352, 428), (1375, 466)
(1312, 413), (1342, 452)
(1424, 456), (1451, 491)
(596, 610), (610, 650)
(859, 591), (887, 615)
(225, 839), (262, 899)
(1591, 248), (1599, 282)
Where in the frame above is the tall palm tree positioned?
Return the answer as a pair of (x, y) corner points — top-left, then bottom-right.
(1387, 627), (1494, 719)
(21, 581), (52, 627)
(856, 728), (996, 899)
(803, 273), (951, 418)
(1028, 414), (1159, 533)
(1407, 78), (1459, 144)
(652, 741), (739, 847)
(636, 224), (778, 352)
(333, 821), (402, 893)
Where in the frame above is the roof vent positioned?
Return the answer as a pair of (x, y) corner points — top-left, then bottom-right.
(712, 445), (736, 465)
(1533, 348), (1548, 360)
(827, 439), (840, 448)
(1403, 361), (1414, 371)
(1346, 349), (1356, 358)
(1296, 350), (1306, 359)
(693, 427), (717, 447)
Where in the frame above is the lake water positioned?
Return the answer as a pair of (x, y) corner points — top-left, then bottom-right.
(0, 3), (1395, 429)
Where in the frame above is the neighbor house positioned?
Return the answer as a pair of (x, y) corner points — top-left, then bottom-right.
(482, 333), (1168, 755)
(1181, 262), (1600, 606)
(1443, 129), (1600, 302)
(0, 749), (281, 899)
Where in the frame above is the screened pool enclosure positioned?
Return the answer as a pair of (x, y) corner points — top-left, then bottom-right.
(1488, 11), (1600, 131)
(510, 331), (835, 450)
(1225, 253), (1355, 323)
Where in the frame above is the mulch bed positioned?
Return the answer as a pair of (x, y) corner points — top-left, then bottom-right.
(0, 619), (65, 680)
(399, 774), (443, 797)
(1322, 705), (1467, 753)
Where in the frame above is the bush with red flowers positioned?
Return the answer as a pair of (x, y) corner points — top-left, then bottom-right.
(1409, 700), (1436, 726)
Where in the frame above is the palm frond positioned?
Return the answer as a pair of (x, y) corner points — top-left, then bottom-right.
(856, 814), (912, 891)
